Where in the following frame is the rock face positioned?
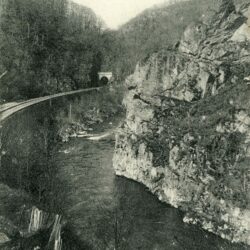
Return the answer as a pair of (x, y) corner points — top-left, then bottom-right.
(113, 1), (250, 245)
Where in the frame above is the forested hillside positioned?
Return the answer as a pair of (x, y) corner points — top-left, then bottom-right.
(0, 0), (111, 101)
(0, 0), (249, 102)
(114, 0), (250, 80)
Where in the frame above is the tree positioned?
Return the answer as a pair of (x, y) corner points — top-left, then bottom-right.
(0, 0), (107, 101)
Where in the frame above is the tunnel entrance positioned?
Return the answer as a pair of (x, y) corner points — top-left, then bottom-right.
(100, 76), (109, 85)
(98, 72), (113, 86)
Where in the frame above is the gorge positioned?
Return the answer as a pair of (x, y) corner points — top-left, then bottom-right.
(0, 0), (250, 249)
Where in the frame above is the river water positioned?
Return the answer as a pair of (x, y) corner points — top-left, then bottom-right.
(51, 126), (248, 250)
(0, 89), (248, 249)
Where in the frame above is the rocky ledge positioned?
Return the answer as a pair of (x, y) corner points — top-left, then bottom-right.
(113, 1), (250, 245)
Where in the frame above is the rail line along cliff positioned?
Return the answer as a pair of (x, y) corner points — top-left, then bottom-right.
(113, 0), (250, 245)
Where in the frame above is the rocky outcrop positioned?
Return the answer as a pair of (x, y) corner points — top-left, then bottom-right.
(113, 1), (250, 245)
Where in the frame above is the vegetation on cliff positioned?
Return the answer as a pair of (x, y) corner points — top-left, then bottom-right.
(114, 0), (250, 80)
(114, 0), (250, 245)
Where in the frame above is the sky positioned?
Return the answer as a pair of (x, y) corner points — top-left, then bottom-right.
(72, 0), (168, 29)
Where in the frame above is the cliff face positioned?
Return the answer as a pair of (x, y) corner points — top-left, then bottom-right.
(113, 1), (250, 245)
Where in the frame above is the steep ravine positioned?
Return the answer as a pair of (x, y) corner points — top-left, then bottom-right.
(113, 1), (250, 246)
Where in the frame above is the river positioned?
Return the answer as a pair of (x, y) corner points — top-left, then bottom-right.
(50, 122), (248, 250)
(0, 89), (248, 249)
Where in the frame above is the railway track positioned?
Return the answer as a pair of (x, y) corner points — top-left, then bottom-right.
(0, 87), (102, 122)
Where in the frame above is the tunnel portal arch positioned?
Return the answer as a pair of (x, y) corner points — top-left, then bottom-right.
(98, 72), (113, 85)
(100, 76), (109, 85)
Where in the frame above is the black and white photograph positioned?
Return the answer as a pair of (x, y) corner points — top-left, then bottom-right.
(0, 0), (250, 249)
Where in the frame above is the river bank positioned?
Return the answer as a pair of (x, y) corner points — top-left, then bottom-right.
(48, 119), (248, 250)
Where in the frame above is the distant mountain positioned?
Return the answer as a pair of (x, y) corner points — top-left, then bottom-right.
(112, 0), (250, 80)
(67, 1), (105, 29)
